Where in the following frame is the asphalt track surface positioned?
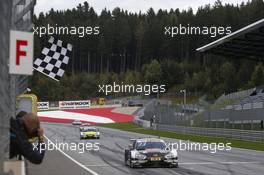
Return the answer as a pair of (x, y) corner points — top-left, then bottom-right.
(27, 123), (264, 175)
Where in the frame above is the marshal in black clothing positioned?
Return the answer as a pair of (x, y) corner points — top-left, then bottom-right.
(10, 117), (45, 164)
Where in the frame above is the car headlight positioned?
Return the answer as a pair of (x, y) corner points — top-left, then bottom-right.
(80, 132), (84, 136)
(96, 132), (100, 136)
(135, 153), (147, 160)
(165, 152), (177, 159)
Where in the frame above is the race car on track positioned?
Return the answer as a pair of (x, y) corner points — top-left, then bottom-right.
(80, 123), (91, 131)
(72, 120), (82, 125)
(124, 138), (178, 168)
(80, 127), (100, 139)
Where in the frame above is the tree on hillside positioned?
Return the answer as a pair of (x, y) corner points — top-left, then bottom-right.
(250, 63), (264, 87)
(143, 59), (162, 84)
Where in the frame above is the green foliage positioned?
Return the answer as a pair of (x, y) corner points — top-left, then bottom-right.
(161, 60), (184, 88)
(249, 63), (264, 87)
(143, 59), (162, 84)
(220, 62), (238, 93)
(32, 1), (264, 100)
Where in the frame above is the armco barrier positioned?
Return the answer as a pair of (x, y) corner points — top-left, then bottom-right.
(37, 100), (121, 111)
(59, 100), (91, 109)
(157, 124), (264, 143)
(37, 102), (49, 110)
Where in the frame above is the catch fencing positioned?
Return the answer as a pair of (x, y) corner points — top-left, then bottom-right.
(157, 124), (264, 143)
(143, 99), (200, 125)
(133, 109), (264, 142)
(205, 108), (264, 122)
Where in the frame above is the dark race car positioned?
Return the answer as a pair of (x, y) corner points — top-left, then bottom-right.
(124, 138), (178, 168)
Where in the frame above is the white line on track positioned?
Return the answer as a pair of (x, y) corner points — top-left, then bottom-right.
(82, 161), (262, 167)
(83, 164), (123, 167)
(44, 135), (100, 175)
(180, 161), (262, 165)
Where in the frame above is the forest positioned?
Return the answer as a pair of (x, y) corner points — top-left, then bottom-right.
(31, 0), (264, 101)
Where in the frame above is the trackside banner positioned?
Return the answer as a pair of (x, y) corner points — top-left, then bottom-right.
(38, 102), (49, 110)
(59, 100), (91, 109)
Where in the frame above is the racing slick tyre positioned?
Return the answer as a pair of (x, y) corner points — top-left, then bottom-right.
(171, 163), (178, 168)
(129, 159), (135, 168)
(124, 150), (129, 166)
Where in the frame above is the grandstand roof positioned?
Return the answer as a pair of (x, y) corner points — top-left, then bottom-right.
(196, 18), (264, 61)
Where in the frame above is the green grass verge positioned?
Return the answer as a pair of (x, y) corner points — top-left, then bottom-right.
(100, 122), (264, 151)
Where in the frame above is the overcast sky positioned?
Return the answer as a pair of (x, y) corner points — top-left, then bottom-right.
(35, 0), (246, 16)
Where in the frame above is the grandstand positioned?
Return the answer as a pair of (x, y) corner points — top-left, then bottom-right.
(222, 87), (264, 110)
(197, 18), (264, 130)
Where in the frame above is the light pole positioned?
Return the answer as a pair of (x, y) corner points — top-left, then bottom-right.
(180, 89), (187, 106)
(180, 89), (187, 116)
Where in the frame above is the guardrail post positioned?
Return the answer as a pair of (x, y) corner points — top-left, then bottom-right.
(261, 131), (264, 142)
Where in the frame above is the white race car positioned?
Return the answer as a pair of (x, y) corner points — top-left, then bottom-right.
(72, 120), (81, 125)
(125, 138), (178, 168)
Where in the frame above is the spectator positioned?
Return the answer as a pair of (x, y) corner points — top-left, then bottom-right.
(16, 111), (27, 119)
(10, 113), (45, 164)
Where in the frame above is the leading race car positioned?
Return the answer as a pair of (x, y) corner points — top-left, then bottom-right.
(72, 120), (82, 125)
(124, 138), (178, 168)
(80, 127), (100, 139)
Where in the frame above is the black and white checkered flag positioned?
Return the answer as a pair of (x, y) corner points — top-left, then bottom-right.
(33, 36), (72, 81)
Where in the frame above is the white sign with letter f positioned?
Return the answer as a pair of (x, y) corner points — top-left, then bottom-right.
(9, 30), (33, 75)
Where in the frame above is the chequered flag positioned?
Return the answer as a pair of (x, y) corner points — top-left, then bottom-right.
(33, 36), (72, 81)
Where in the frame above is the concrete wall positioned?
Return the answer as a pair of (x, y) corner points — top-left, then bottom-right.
(0, 0), (13, 173)
(0, 0), (35, 173)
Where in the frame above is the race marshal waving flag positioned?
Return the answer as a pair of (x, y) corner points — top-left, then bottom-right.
(33, 36), (72, 81)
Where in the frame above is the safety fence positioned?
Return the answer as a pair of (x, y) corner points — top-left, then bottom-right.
(157, 124), (264, 143)
(205, 108), (264, 123)
(133, 113), (264, 142)
(133, 101), (264, 143)
(143, 99), (200, 125)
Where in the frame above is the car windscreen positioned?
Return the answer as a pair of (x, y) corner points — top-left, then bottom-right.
(83, 128), (97, 132)
(135, 141), (166, 150)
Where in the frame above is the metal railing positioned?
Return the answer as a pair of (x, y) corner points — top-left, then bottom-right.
(157, 124), (264, 143)
(133, 102), (264, 143)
